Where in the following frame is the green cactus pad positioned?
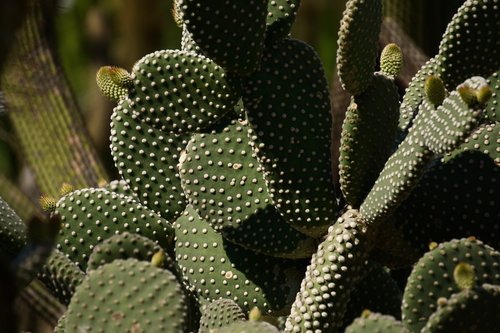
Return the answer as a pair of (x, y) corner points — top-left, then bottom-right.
(110, 98), (188, 220)
(421, 284), (500, 333)
(444, 122), (500, 164)
(380, 43), (403, 78)
(402, 238), (500, 333)
(399, 57), (442, 132)
(343, 263), (402, 330)
(129, 49), (238, 133)
(54, 314), (66, 333)
(199, 298), (246, 333)
(214, 320), (280, 333)
(63, 259), (189, 333)
(437, 0), (500, 90)
(392, 149), (499, 253)
(243, 38), (337, 237)
(38, 249), (85, 305)
(285, 209), (369, 333)
(179, 0), (268, 75)
(345, 313), (409, 333)
(101, 179), (136, 199)
(266, 0), (301, 41)
(55, 188), (174, 270)
(179, 119), (315, 258)
(419, 90), (485, 155)
(485, 70), (499, 122)
(86, 232), (178, 275)
(96, 66), (132, 101)
(339, 73), (400, 207)
(336, 0), (383, 95)
(0, 197), (27, 259)
(174, 206), (303, 315)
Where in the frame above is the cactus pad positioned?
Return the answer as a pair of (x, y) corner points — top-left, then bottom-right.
(437, 0), (500, 90)
(179, 119), (315, 258)
(101, 179), (136, 199)
(336, 0), (383, 95)
(129, 49), (238, 133)
(37, 249), (85, 305)
(110, 99), (188, 220)
(266, 0), (301, 41)
(243, 38), (337, 237)
(63, 259), (189, 333)
(421, 284), (500, 333)
(55, 188), (174, 269)
(0, 197), (27, 259)
(86, 232), (177, 275)
(339, 73), (400, 207)
(199, 298), (246, 333)
(285, 209), (369, 333)
(214, 320), (280, 333)
(485, 70), (499, 122)
(174, 206), (303, 315)
(402, 238), (500, 333)
(179, 0), (268, 75)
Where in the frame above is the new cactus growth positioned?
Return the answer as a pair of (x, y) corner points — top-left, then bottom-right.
(1, 0), (499, 332)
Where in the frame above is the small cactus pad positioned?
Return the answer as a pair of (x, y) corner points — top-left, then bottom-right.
(37, 249), (85, 305)
(63, 259), (189, 333)
(129, 49), (238, 133)
(181, 25), (202, 55)
(437, 0), (500, 90)
(421, 284), (500, 333)
(266, 0), (301, 41)
(285, 209), (369, 333)
(96, 66), (132, 101)
(343, 262), (402, 329)
(399, 57), (442, 132)
(199, 298), (246, 333)
(55, 188), (174, 269)
(179, 119), (315, 258)
(424, 76), (446, 108)
(243, 38), (337, 237)
(380, 43), (404, 78)
(179, 0), (268, 75)
(419, 89), (485, 155)
(336, 0), (383, 95)
(86, 232), (177, 275)
(402, 238), (500, 333)
(110, 98), (188, 220)
(213, 320), (280, 333)
(0, 197), (27, 259)
(345, 313), (409, 333)
(339, 74), (400, 207)
(174, 206), (303, 315)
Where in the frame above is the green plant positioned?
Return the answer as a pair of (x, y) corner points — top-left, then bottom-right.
(0, 0), (498, 332)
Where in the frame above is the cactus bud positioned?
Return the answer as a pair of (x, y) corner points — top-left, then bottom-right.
(380, 43), (403, 78)
(96, 66), (132, 101)
(453, 262), (475, 290)
(425, 75), (446, 107)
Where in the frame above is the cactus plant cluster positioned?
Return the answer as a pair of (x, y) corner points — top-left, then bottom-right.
(0, 0), (499, 332)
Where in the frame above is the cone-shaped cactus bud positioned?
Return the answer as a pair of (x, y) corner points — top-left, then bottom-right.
(249, 307), (262, 321)
(59, 182), (74, 196)
(151, 250), (165, 268)
(380, 43), (403, 77)
(39, 195), (56, 212)
(453, 262), (476, 290)
(428, 241), (438, 251)
(425, 75), (446, 107)
(96, 66), (132, 101)
(476, 84), (493, 105)
(457, 83), (478, 106)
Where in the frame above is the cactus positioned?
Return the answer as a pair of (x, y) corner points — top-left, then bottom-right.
(0, 0), (499, 331)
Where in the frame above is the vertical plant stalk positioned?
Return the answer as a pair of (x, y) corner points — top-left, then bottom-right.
(1, 0), (107, 197)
